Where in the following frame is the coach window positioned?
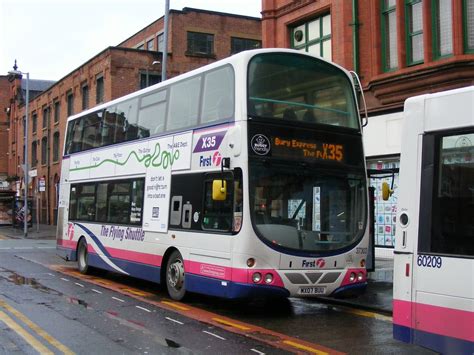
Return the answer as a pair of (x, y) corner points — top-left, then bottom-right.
(167, 76), (201, 131)
(69, 186), (78, 219)
(82, 111), (102, 150)
(96, 182), (108, 222)
(130, 179), (144, 225)
(419, 131), (474, 256)
(201, 66), (234, 124)
(138, 90), (167, 137)
(101, 107), (118, 146)
(66, 118), (85, 154)
(76, 184), (96, 221)
(117, 99), (139, 141)
(202, 173), (234, 232)
(108, 181), (131, 224)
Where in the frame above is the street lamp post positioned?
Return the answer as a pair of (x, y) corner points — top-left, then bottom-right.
(9, 69), (29, 238)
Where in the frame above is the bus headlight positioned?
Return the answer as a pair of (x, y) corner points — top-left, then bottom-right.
(349, 272), (356, 282)
(252, 272), (262, 283)
(357, 272), (364, 281)
(264, 273), (273, 284)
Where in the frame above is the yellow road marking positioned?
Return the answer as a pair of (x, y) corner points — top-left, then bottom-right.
(0, 300), (74, 355)
(343, 307), (392, 322)
(0, 310), (54, 354)
(121, 288), (152, 297)
(161, 300), (190, 311)
(283, 340), (329, 355)
(212, 317), (252, 331)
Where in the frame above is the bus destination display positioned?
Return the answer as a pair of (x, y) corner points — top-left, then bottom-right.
(274, 137), (344, 162)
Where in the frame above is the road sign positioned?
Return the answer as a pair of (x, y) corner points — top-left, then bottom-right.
(39, 177), (46, 192)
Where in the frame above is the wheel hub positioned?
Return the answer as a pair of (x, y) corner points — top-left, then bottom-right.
(168, 260), (184, 289)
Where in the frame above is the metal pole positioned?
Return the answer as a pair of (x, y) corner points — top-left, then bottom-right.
(24, 72), (29, 238)
(161, 0), (169, 81)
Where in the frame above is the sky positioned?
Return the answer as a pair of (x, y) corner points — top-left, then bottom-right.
(0, 0), (262, 81)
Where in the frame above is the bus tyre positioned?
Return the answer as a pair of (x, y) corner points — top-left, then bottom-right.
(77, 238), (90, 275)
(166, 250), (186, 301)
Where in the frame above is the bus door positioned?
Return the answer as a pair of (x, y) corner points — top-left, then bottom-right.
(410, 129), (474, 351)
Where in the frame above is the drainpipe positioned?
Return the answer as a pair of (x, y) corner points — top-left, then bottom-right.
(351, 0), (360, 74)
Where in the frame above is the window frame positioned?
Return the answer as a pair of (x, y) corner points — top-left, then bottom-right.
(82, 83), (89, 110)
(432, 0), (453, 60)
(418, 128), (474, 258)
(41, 136), (48, 166)
(52, 131), (60, 163)
(69, 178), (145, 226)
(381, 0), (398, 72)
(290, 13), (332, 61)
(405, 0), (424, 66)
(186, 31), (215, 57)
(463, 0), (474, 53)
(96, 75), (104, 104)
(67, 91), (74, 117)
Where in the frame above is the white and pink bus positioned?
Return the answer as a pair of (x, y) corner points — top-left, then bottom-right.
(393, 86), (474, 353)
(57, 49), (369, 300)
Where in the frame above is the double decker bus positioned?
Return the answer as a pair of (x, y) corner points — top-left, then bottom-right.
(57, 49), (369, 300)
(392, 87), (474, 354)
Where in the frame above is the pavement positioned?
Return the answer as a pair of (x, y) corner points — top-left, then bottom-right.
(0, 224), (57, 240)
(0, 224), (394, 314)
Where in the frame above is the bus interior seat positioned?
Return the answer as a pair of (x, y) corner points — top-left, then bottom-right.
(303, 109), (315, 123)
(283, 108), (297, 120)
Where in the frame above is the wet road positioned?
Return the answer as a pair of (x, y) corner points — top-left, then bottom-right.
(0, 239), (435, 354)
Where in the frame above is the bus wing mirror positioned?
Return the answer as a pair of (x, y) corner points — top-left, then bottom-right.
(212, 180), (227, 201)
(381, 182), (393, 201)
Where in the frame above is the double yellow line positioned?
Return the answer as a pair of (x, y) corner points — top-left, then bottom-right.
(0, 300), (74, 354)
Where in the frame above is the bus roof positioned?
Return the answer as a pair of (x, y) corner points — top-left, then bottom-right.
(404, 85), (474, 134)
(66, 48), (352, 123)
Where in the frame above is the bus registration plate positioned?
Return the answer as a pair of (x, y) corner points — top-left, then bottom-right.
(298, 286), (326, 295)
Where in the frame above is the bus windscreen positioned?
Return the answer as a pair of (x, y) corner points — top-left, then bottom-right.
(248, 53), (359, 130)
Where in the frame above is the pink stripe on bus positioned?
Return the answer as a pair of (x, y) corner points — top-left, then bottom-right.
(393, 299), (474, 341)
(105, 247), (163, 266)
(185, 260), (285, 287)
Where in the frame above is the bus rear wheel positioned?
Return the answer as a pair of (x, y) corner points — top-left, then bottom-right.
(77, 238), (90, 275)
(165, 250), (186, 301)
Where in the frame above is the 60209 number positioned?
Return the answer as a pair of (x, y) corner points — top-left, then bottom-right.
(417, 255), (442, 268)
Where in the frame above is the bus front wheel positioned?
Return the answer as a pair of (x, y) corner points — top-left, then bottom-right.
(165, 250), (186, 300)
(77, 238), (90, 274)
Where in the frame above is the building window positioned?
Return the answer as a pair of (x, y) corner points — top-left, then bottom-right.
(291, 14), (332, 61)
(139, 73), (162, 89)
(96, 75), (104, 104)
(406, 0), (424, 65)
(32, 112), (37, 134)
(433, 0), (453, 58)
(157, 33), (164, 52)
(67, 91), (74, 117)
(464, 0), (474, 53)
(54, 101), (60, 124)
(381, 0), (398, 71)
(230, 37), (261, 54)
(53, 132), (60, 162)
(187, 32), (214, 56)
(41, 136), (48, 165)
(42, 106), (50, 130)
(137, 43), (145, 50)
(82, 84), (89, 110)
(31, 140), (38, 168)
(147, 39), (154, 51)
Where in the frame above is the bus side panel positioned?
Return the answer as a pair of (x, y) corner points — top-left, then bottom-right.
(392, 253), (414, 344)
(56, 157), (75, 260)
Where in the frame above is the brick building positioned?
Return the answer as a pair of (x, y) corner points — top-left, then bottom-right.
(3, 7), (261, 225)
(261, 0), (474, 256)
